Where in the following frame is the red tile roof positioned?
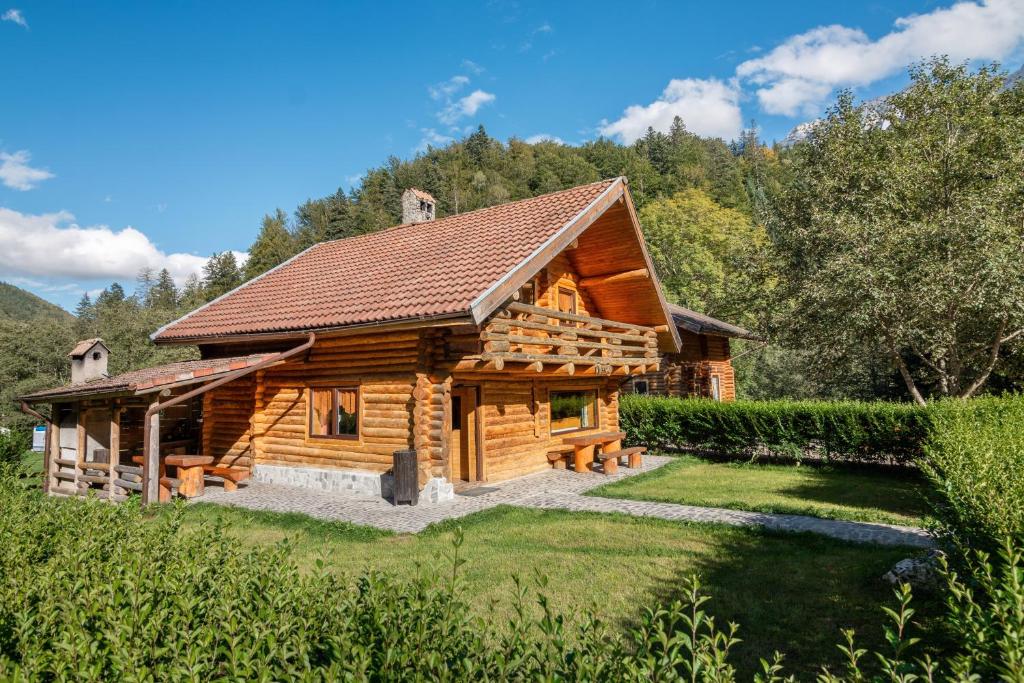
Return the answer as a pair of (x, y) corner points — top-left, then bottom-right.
(21, 354), (273, 401)
(154, 179), (619, 342)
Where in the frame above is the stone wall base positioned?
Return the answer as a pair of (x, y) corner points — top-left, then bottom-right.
(253, 464), (394, 498)
(252, 464), (455, 505)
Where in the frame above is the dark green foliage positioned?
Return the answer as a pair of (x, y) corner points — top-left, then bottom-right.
(0, 469), (1020, 679)
(0, 282), (71, 322)
(619, 395), (930, 464)
(921, 395), (1024, 552)
(201, 251), (243, 300)
(0, 427), (29, 466)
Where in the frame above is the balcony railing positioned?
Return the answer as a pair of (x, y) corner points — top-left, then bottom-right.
(469, 302), (660, 375)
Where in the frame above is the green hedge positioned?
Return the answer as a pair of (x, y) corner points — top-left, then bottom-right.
(619, 395), (930, 464)
(922, 395), (1024, 552)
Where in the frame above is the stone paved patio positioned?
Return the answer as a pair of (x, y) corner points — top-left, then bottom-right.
(198, 454), (935, 548)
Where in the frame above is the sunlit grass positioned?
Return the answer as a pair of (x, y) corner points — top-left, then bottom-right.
(589, 455), (932, 526)
(181, 502), (935, 678)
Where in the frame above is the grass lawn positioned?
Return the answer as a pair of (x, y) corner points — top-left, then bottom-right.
(589, 455), (932, 526)
(181, 503), (938, 678)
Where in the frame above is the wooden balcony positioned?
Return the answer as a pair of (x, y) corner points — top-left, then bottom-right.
(458, 302), (660, 376)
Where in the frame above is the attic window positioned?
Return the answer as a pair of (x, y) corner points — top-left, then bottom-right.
(92, 351), (102, 361)
(518, 281), (536, 305)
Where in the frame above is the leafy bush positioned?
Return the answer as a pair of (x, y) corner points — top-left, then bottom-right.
(0, 468), (1023, 680)
(921, 395), (1024, 552)
(0, 426), (30, 466)
(620, 395), (930, 464)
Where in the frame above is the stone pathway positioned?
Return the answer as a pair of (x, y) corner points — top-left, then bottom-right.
(198, 455), (934, 548)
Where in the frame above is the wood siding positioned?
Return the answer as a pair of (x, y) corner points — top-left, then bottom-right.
(622, 331), (737, 401)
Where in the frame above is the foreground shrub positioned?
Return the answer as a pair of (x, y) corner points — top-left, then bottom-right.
(921, 395), (1024, 552)
(0, 426), (30, 466)
(2, 468), (1023, 680)
(620, 395), (929, 464)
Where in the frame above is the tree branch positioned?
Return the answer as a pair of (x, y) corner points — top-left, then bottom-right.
(959, 317), (1008, 399)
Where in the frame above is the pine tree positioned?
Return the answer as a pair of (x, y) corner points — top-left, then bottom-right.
(148, 269), (178, 310)
(202, 252), (242, 300)
(245, 209), (297, 280)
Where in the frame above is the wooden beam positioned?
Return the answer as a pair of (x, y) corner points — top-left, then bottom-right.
(108, 404), (120, 500)
(142, 401), (160, 505)
(474, 385), (486, 482)
(578, 268), (649, 289)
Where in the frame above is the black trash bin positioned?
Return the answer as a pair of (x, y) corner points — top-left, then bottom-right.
(392, 449), (418, 506)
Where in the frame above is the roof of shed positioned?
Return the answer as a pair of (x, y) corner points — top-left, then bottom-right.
(668, 304), (758, 340)
(68, 338), (107, 358)
(21, 353), (273, 402)
(152, 179), (623, 342)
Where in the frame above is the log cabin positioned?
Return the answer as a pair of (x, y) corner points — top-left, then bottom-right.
(20, 177), (681, 504)
(620, 304), (758, 401)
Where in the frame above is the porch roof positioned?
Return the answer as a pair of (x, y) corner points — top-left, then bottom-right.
(20, 353), (274, 402)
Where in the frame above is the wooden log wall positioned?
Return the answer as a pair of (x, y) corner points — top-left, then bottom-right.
(201, 374), (256, 468)
(251, 331), (425, 475)
(477, 378), (620, 482)
(623, 331), (736, 401)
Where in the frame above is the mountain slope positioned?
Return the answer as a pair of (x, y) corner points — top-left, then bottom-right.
(0, 282), (73, 322)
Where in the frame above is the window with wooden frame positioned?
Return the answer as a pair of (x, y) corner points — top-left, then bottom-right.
(557, 287), (577, 315)
(309, 386), (359, 439)
(549, 389), (597, 433)
(516, 280), (536, 305)
(710, 376), (722, 402)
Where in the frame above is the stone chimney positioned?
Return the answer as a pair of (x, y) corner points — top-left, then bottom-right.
(401, 188), (436, 224)
(69, 338), (109, 385)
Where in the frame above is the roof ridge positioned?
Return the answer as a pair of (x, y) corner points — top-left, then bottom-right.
(320, 177), (621, 244)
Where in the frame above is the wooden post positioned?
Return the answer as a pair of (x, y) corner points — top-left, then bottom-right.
(108, 403), (121, 500)
(47, 414), (60, 492)
(76, 406), (86, 491)
(142, 402), (160, 505)
(474, 385), (485, 482)
(42, 422), (52, 494)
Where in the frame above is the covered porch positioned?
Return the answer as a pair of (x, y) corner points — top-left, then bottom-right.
(20, 348), (305, 504)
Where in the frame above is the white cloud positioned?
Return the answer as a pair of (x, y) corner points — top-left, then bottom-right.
(525, 134), (565, 144)
(0, 150), (54, 190)
(737, 0), (1024, 115)
(428, 75), (469, 101)
(599, 78), (743, 143)
(438, 89), (496, 125)
(415, 128), (454, 153)
(2, 8), (27, 28)
(534, 22), (552, 34)
(0, 207), (246, 286)
(461, 59), (485, 75)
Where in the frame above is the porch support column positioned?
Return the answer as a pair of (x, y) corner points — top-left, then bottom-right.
(142, 401), (160, 505)
(76, 405), (86, 493)
(109, 402), (121, 500)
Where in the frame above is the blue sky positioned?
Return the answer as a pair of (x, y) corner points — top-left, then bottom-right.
(2, 0), (1023, 310)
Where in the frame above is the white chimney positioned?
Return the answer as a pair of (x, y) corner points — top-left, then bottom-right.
(402, 188), (436, 224)
(69, 339), (109, 385)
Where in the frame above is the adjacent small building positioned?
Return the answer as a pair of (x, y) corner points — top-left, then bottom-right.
(621, 304), (758, 401)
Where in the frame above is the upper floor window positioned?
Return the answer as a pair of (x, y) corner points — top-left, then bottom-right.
(309, 386), (359, 439)
(517, 281), (536, 305)
(557, 287), (577, 315)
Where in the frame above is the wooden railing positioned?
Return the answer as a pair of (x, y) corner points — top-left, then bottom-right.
(471, 302), (660, 375)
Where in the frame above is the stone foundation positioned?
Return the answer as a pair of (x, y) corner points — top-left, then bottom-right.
(251, 464), (455, 505)
(253, 464), (394, 498)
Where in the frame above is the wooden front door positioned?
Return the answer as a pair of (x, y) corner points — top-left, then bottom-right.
(450, 387), (478, 481)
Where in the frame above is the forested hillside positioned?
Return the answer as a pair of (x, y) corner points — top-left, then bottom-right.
(0, 283), (72, 322)
(3, 59), (1021, 428)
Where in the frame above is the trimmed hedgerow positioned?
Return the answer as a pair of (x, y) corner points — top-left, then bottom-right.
(921, 394), (1024, 552)
(619, 395), (930, 464)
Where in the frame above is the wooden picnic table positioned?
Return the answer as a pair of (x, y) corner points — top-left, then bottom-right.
(561, 431), (626, 473)
(131, 453), (214, 499)
(165, 455), (214, 498)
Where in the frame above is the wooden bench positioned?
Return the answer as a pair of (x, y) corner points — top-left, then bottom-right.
(202, 465), (251, 492)
(594, 446), (646, 475)
(546, 444), (575, 470)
